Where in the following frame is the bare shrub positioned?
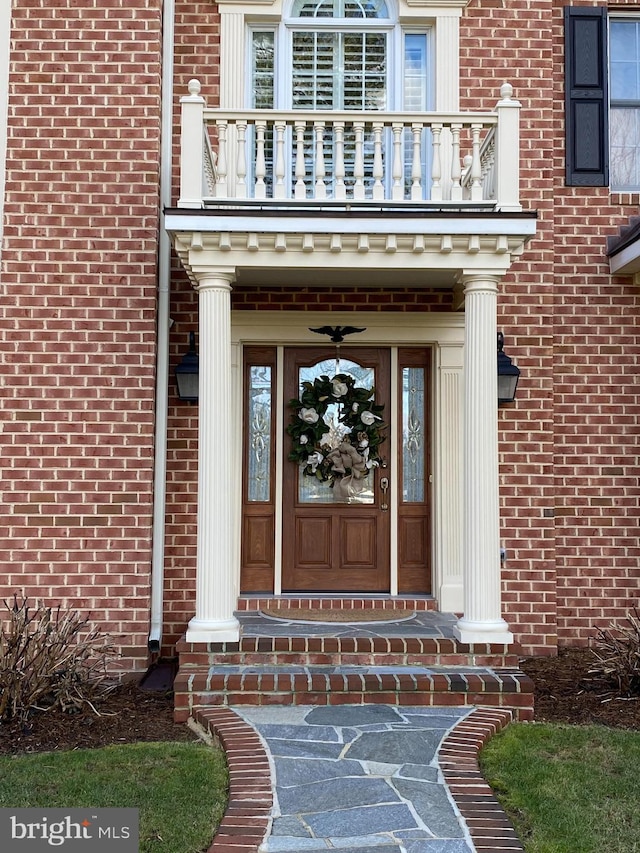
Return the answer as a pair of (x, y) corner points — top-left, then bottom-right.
(0, 595), (117, 723)
(590, 608), (640, 698)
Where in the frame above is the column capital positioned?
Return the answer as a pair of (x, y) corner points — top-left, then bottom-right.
(461, 273), (501, 295)
(194, 271), (236, 293)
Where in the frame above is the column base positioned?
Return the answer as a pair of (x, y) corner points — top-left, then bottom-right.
(454, 617), (513, 645)
(186, 615), (241, 644)
(437, 579), (463, 614)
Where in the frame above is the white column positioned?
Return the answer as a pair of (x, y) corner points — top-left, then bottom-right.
(186, 273), (240, 643)
(454, 274), (513, 645)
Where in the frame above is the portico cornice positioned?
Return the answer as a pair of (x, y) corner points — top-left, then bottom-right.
(168, 216), (535, 288)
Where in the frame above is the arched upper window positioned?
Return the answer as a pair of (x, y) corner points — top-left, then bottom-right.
(290, 0), (389, 19)
(251, 0), (427, 114)
(248, 0), (431, 195)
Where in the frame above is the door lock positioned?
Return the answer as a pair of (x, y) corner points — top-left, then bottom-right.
(380, 476), (389, 511)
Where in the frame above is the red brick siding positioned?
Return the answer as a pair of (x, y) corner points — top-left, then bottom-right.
(1, 0), (163, 671)
(231, 286), (454, 312)
(6, 0), (638, 662)
(462, 0), (640, 653)
(461, 0), (558, 654)
(163, 0), (640, 657)
(548, 0), (640, 649)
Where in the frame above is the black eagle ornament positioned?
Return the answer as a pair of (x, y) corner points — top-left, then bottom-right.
(308, 325), (366, 343)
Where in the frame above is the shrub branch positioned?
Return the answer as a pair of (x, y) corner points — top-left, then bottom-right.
(0, 595), (117, 723)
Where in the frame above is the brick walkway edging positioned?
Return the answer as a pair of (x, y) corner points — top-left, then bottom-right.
(193, 705), (524, 853)
(439, 708), (525, 852)
(194, 707), (273, 852)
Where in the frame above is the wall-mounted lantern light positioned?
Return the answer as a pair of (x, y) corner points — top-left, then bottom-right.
(497, 332), (520, 404)
(175, 331), (199, 403)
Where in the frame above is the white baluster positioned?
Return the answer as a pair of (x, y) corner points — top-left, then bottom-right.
(450, 123), (462, 202)
(274, 121), (286, 199)
(236, 121), (247, 199)
(354, 121), (365, 200)
(392, 123), (403, 201)
(334, 121), (346, 200)
(254, 120), (266, 199)
(215, 120), (228, 198)
(294, 120), (307, 200)
(470, 123), (483, 201)
(314, 121), (327, 200)
(372, 121), (384, 200)
(431, 124), (442, 201)
(462, 154), (472, 200)
(419, 122), (431, 201)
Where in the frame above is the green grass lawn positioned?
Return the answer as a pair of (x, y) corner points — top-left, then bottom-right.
(0, 741), (228, 853)
(480, 722), (640, 853)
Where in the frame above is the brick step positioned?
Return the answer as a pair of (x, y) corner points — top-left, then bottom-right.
(174, 663), (534, 722)
(176, 636), (521, 669)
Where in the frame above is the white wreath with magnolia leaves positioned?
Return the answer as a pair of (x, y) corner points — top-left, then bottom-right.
(287, 373), (386, 499)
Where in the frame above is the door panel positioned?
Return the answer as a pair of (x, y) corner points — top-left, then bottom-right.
(243, 515), (275, 570)
(340, 516), (377, 567)
(283, 346), (390, 591)
(295, 516), (333, 568)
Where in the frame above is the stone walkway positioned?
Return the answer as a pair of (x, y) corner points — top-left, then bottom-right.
(234, 705), (487, 852)
(198, 704), (524, 853)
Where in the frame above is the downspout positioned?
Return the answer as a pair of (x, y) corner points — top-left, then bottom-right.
(148, 0), (175, 653)
(0, 1), (13, 261)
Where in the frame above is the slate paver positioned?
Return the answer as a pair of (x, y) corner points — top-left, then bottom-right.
(277, 776), (401, 814)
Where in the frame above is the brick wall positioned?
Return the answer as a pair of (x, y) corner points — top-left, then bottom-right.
(162, 0), (640, 657)
(461, 0), (558, 654)
(461, 0), (640, 652)
(6, 0), (636, 663)
(549, 0), (640, 647)
(1, 0), (163, 671)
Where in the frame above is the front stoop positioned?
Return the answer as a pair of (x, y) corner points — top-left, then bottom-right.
(174, 598), (534, 723)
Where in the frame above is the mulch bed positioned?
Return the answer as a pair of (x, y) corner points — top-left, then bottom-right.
(0, 647), (638, 756)
(0, 681), (197, 756)
(520, 646), (640, 729)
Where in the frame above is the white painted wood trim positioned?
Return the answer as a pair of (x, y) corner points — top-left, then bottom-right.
(232, 310), (465, 606)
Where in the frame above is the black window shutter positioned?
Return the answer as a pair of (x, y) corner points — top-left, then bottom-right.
(564, 6), (608, 186)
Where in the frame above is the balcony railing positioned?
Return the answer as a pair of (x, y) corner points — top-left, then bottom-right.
(178, 81), (521, 212)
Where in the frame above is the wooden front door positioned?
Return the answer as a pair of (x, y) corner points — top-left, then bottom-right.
(282, 347), (391, 592)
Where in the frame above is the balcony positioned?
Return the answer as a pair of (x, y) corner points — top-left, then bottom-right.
(177, 80), (524, 211)
(166, 80), (536, 286)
